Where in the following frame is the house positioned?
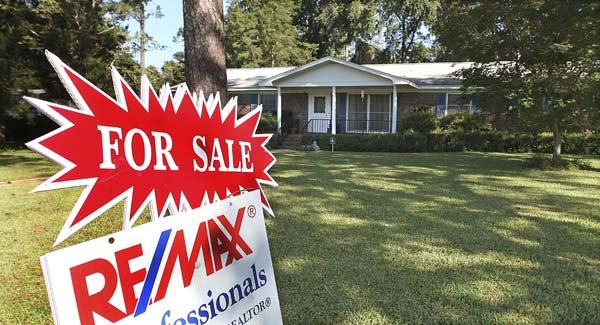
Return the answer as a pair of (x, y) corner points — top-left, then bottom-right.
(227, 56), (477, 134)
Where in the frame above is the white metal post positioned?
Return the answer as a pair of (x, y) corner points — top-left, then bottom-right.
(277, 87), (282, 134)
(391, 85), (398, 133)
(331, 86), (337, 135)
(445, 93), (449, 117)
(366, 94), (370, 133)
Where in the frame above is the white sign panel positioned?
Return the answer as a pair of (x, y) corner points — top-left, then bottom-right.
(41, 190), (282, 325)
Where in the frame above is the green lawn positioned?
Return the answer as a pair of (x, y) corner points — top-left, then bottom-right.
(1, 150), (599, 323)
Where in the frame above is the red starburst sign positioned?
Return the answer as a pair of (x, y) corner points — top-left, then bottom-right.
(26, 51), (277, 245)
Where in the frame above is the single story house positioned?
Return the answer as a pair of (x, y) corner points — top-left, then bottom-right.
(227, 56), (477, 134)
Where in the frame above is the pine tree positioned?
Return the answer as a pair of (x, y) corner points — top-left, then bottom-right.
(226, 0), (316, 68)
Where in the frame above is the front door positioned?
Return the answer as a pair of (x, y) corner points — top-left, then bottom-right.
(308, 91), (331, 133)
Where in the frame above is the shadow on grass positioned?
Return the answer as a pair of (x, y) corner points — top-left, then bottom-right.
(266, 151), (600, 323)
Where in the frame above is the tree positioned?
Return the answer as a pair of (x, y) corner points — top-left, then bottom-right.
(379, 0), (440, 63)
(441, 1), (600, 162)
(183, 0), (228, 98)
(160, 51), (185, 86)
(351, 39), (386, 64)
(294, 0), (379, 59)
(114, 0), (164, 75)
(0, 0), (133, 143)
(225, 0), (315, 68)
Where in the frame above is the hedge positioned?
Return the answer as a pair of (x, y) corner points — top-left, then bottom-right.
(302, 132), (600, 155)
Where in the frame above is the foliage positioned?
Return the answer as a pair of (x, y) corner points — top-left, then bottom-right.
(294, 0), (378, 59)
(303, 132), (600, 155)
(350, 39), (388, 64)
(0, 0), (135, 144)
(439, 113), (492, 132)
(225, 0), (316, 68)
(257, 114), (278, 132)
(160, 51), (185, 86)
(112, 0), (165, 72)
(399, 110), (438, 133)
(266, 133), (280, 150)
(437, 1), (600, 161)
(526, 153), (592, 171)
(379, 0), (441, 63)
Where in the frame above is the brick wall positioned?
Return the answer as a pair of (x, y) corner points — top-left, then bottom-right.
(282, 93), (308, 131)
(229, 93), (252, 115)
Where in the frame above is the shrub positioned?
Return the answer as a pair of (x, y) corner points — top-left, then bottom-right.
(281, 110), (296, 133)
(266, 133), (280, 149)
(399, 111), (438, 134)
(301, 132), (600, 155)
(440, 113), (493, 132)
(257, 114), (277, 132)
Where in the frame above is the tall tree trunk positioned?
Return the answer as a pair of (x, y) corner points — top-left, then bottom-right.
(183, 0), (227, 99)
(139, 4), (146, 75)
(552, 118), (562, 163)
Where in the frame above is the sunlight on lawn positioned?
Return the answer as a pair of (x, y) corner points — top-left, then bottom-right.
(1, 150), (599, 324)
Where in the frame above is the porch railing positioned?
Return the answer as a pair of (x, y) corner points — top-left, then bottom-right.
(302, 119), (392, 134)
(302, 119), (331, 133)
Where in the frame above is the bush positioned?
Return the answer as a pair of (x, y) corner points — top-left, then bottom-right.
(439, 113), (492, 132)
(266, 133), (280, 149)
(257, 114), (277, 132)
(399, 111), (438, 134)
(301, 132), (600, 155)
(281, 110), (295, 132)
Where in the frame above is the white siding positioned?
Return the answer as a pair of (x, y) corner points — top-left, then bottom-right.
(274, 62), (393, 87)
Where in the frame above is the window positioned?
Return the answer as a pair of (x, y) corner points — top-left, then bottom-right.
(314, 96), (326, 113)
(436, 93), (447, 118)
(346, 94), (390, 133)
(250, 94), (259, 110)
(447, 94), (471, 115)
(260, 94), (277, 115)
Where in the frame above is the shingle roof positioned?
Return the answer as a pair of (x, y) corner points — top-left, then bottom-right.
(227, 67), (293, 90)
(226, 60), (473, 90)
(365, 62), (473, 86)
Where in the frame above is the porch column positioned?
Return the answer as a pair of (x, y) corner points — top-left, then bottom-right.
(277, 87), (282, 134)
(391, 85), (398, 133)
(331, 86), (337, 134)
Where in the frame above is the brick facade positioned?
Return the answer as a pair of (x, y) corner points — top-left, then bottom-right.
(230, 93), (253, 115)
(282, 93), (308, 132)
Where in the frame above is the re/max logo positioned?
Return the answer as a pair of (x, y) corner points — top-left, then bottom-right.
(68, 207), (253, 324)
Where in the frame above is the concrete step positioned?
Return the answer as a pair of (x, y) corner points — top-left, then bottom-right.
(279, 134), (303, 150)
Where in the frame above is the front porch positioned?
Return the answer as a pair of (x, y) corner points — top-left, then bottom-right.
(296, 87), (399, 135)
(278, 88), (475, 135)
(233, 88), (476, 135)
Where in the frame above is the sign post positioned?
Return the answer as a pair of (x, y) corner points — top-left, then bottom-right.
(329, 136), (336, 152)
(26, 51), (282, 324)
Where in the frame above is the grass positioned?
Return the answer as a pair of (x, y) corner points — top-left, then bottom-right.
(1, 150), (599, 323)
(0, 150), (60, 182)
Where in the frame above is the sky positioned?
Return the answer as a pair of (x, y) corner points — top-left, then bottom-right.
(125, 0), (230, 68)
(124, 0), (183, 68)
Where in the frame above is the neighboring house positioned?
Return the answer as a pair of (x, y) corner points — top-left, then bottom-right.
(227, 56), (477, 134)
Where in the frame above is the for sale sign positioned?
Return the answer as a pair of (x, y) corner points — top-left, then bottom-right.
(41, 190), (282, 324)
(25, 51), (277, 245)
